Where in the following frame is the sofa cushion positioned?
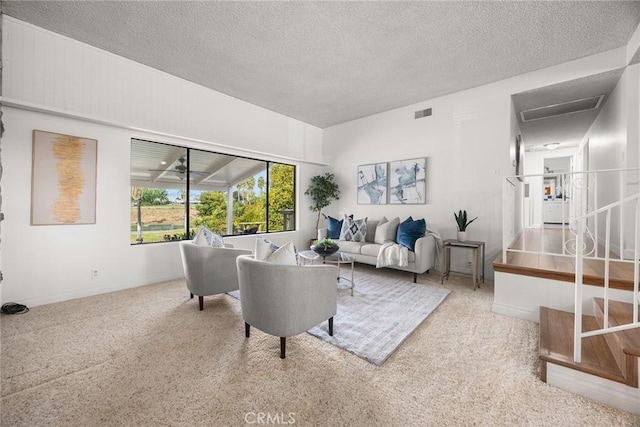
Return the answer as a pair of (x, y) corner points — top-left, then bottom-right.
(396, 217), (426, 251)
(365, 219), (381, 242)
(339, 241), (416, 262)
(374, 217), (399, 244)
(361, 243), (382, 257)
(340, 216), (368, 242)
(337, 240), (365, 254)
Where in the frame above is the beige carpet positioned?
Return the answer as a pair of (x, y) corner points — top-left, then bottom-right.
(1, 265), (638, 426)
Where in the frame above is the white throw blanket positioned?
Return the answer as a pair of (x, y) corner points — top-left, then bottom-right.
(376, 242), (409, 268)
(426, 227), (443, 269)
(375, 227), (443, 270)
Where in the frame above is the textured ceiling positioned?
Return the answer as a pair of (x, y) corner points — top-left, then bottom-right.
(3, 1), (640, 128)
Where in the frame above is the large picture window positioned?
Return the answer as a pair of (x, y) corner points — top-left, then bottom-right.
(130, 139), (296, 244)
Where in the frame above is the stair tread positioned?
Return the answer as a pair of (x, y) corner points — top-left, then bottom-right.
(593, 298), (640, 357)
(539, 306), (626, 384)
(493, 253), (636, 291)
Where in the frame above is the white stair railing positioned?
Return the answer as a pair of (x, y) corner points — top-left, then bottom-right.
(573, 193), (640, 363)
(502, 167), (640, 363)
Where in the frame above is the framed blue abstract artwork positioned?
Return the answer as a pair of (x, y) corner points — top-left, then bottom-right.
(357, 163), (387, 204)
(389, 158), (426, 204)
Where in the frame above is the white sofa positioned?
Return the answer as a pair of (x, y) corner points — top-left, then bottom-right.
(317, 217), (437, 283)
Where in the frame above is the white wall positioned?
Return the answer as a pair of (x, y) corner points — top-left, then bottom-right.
(581, 66), (630, 255)
(324, 88), (509, 276)
(1, 17), (326, 307)
(586, 68), (627, 178)
(323, 48), (629, 278)
(623, 64), (640, 259)
(626, 64), (640, 171)
(509, 102), (524, 240)
(493, 271), (635, 322)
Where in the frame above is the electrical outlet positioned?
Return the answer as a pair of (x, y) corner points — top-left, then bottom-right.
(91, 269), (99, 278)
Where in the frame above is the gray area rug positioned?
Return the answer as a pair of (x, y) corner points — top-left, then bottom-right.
(230, 269), (450, 365)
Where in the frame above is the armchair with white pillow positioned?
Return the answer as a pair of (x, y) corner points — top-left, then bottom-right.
(179, 226), (252, 311)
(236, 254), (338, 358)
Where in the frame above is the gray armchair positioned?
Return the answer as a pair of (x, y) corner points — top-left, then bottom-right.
(236, 255), (338, 358)
(179, 241), (252, 310)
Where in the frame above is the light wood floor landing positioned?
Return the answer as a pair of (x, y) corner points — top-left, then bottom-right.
(493, 228), (636, 291)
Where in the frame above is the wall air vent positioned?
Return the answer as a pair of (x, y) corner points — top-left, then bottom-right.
(415, 108), (432, 119)
(520, 95), (604, 122)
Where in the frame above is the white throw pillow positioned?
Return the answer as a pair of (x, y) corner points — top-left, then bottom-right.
(255, 237), (278, 260)
(265, 241), (298, 265)
(193, 225), (224, 247)
(374, 216), (400, 244)
(193, 231), (209, 246)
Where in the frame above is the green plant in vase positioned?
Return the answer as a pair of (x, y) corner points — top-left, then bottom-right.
(454, 210), (477, 242)
(311, 238), (340, 256)
(305, 172), (340, 235)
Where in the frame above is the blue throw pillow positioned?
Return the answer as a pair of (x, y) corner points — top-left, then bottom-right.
(327, 214), (352, 239)
(327, 216), (343, 239)
(396, 217), (426, 251)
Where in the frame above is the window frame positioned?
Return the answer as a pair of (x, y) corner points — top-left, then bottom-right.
(130, 138), (296, 244)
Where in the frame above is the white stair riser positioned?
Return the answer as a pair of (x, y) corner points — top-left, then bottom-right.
(546, 362), (640, 415)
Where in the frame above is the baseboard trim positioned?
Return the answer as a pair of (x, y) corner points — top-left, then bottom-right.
(3, 273), (184, 308)
(491, 302), (538, 323)
(622, 248), (636, 260)
(546, 363), (640, 415)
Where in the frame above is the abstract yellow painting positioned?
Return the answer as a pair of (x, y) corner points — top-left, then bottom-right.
(31, 130), (97, 225)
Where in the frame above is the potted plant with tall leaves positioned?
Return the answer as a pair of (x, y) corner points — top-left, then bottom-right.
(305, 172), (340, 235)
(454, 209), (477, 242)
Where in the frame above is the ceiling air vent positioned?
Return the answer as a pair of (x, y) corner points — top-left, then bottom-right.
(415, 108), (432, 119)
(520, 95), (604, 122)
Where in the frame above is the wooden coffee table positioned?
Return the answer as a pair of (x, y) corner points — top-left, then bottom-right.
(298, 250), (356, 296)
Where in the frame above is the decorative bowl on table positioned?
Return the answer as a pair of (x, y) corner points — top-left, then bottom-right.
(310, 238), (339, 256)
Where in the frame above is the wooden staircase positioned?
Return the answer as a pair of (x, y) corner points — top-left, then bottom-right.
(539, 298), (640, 389)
